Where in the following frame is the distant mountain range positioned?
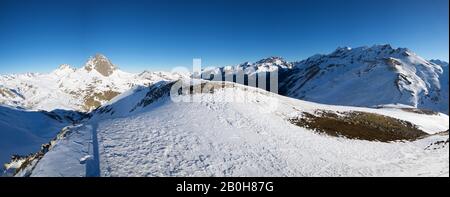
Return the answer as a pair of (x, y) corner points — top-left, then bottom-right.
(1, 45), (448, 114)
(201, 44), (449, 114)
(0, 54), (185, 112)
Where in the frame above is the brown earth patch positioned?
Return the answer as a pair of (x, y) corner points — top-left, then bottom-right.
(0, 88), (16, 98)
(289, 110), (428, 142)
(83, 90), (120, 111)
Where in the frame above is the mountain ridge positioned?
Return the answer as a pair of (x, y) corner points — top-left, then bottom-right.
(0, 45), (448, 114)
(201, 44), (449, 114)
(0, 55), (185, 112)
(11, 79), (449, 176)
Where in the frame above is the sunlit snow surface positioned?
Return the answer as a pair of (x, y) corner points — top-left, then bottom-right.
(0, 66), (183, 112)
(2, 50), (448, 177)
(0, 105), (70, 169)
(30, 82), (449, 177)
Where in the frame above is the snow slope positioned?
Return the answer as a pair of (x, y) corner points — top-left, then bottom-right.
(430, 59), (449, 113)
(0, 105), (75, 173)
(27, 80), (449, 177)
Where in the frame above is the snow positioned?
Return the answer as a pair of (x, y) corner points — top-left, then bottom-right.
(201, 56), (293, 77)
(1, 48), (447, 114)
(51, 64), (76, 76)
(281, 45), (448, 114)
(1, 51), (448, 177)
(0, 55), (185, 175)
(0, 105), (70, 173)
(28, 81), (449, 177)
(0, 58), (184, 112)
(201, 44), (448, 114)
(30, 124), (95, 177)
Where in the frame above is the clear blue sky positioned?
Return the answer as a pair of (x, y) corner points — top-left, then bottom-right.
(0, 0), (448, 74)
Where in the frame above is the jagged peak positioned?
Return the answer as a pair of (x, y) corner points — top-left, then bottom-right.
(137, 70), (160, 78)
(326, 44), (419, 59)
(332, 44), (394, 54)
(255, 56), (287, 64)
(254, 56), (293, 69)
(51, 64), (75, 75)
(84, 53), (117, 77)
(138, 70), (152, 75)
(369, 44), (393, 51)
(93, 53), (108, 60)
(57, 64), (74, 70)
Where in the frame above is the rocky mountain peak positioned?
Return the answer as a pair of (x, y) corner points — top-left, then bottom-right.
(57, 64), (73, 70)
(256, 56), (285, 64)
(84, 53), (117, 77)
(255, 56), (293, 69)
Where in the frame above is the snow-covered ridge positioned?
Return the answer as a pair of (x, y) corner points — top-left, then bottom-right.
(200, 56), (293, 78)
(51, 64), (76, 76)
(21, 80), (448, 177)
(202, 44), (449, 114)
(283, 44), (448, 114)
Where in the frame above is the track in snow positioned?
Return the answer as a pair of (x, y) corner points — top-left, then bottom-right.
(86, 123), (100, 177)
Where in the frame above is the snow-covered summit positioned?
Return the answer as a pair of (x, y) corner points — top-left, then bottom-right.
(200, 56), (293, 79)
(254, 56), (293, 69)
(280, 44), (448, 113)
(320, 44), (412, 61)
(51, 64), (76, 76)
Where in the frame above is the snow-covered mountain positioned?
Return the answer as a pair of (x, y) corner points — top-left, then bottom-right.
(202, 45), (449, 114)
(0, 54), (184, 112)
(2, 46), (447, 114)
(0, 55), (185, 175)
(201, 56), (293, 77)
(13, 80), (448, 177)
(1, 45), (448, 177)
(281, 45), (448, 114)
(430, 59), (449, 112)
